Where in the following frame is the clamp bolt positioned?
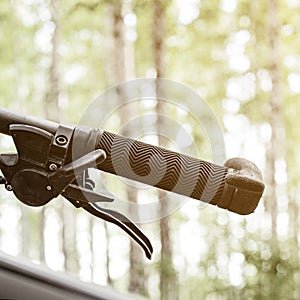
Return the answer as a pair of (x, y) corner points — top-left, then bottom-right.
(49, 163), (58, 171)
(56, 135), (68, 146)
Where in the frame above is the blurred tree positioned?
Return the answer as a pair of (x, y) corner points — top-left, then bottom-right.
(44, 0), (60, 121)
(43, 0), (79, 272)
(152, 1), (178, 300)
(7, 0), (47, 262)
(42, 0), (61, 266)
(107, 0), (148, 294)
(133, 0), (153, 77)
(6, 0), (32, 260)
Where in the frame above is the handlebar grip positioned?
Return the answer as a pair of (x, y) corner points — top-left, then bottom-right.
(95, 131), (264, 215)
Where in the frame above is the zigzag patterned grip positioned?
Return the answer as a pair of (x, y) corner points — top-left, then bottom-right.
(97, 131), (227, 205)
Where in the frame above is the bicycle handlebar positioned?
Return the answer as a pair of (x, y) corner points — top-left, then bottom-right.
(0, 107), (265, 258)
(0, 107), (264, 215)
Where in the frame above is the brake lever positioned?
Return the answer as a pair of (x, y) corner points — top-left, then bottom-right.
(62, 184), (114, 204)
(61, 184), (153, 259)
(83, 202), (153, 259)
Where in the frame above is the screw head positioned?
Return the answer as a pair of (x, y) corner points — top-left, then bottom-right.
(56, 135), (68, 146)
(6, 184), (13, 191)
(49, 163), (58, 171)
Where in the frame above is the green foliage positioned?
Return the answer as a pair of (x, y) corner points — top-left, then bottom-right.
(241, 239), (300, 300)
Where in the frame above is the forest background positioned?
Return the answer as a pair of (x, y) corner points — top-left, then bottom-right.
(0, 0), (300, 299)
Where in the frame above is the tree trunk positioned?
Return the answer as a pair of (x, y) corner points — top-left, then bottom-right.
(153, 0), (165, 78)
(44, 0), (78, 272)
(110, 1), (147, 294)
(104, 222), (113, 285)
(10, 0), (32, 259)
(152, 1), (178, 299)
(44, 0), (60, 121)
(42, 0), (60, 266)
(101, 3), (115, 286)
(62, 204), (78, 272)
(20, 207), (31, 258)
